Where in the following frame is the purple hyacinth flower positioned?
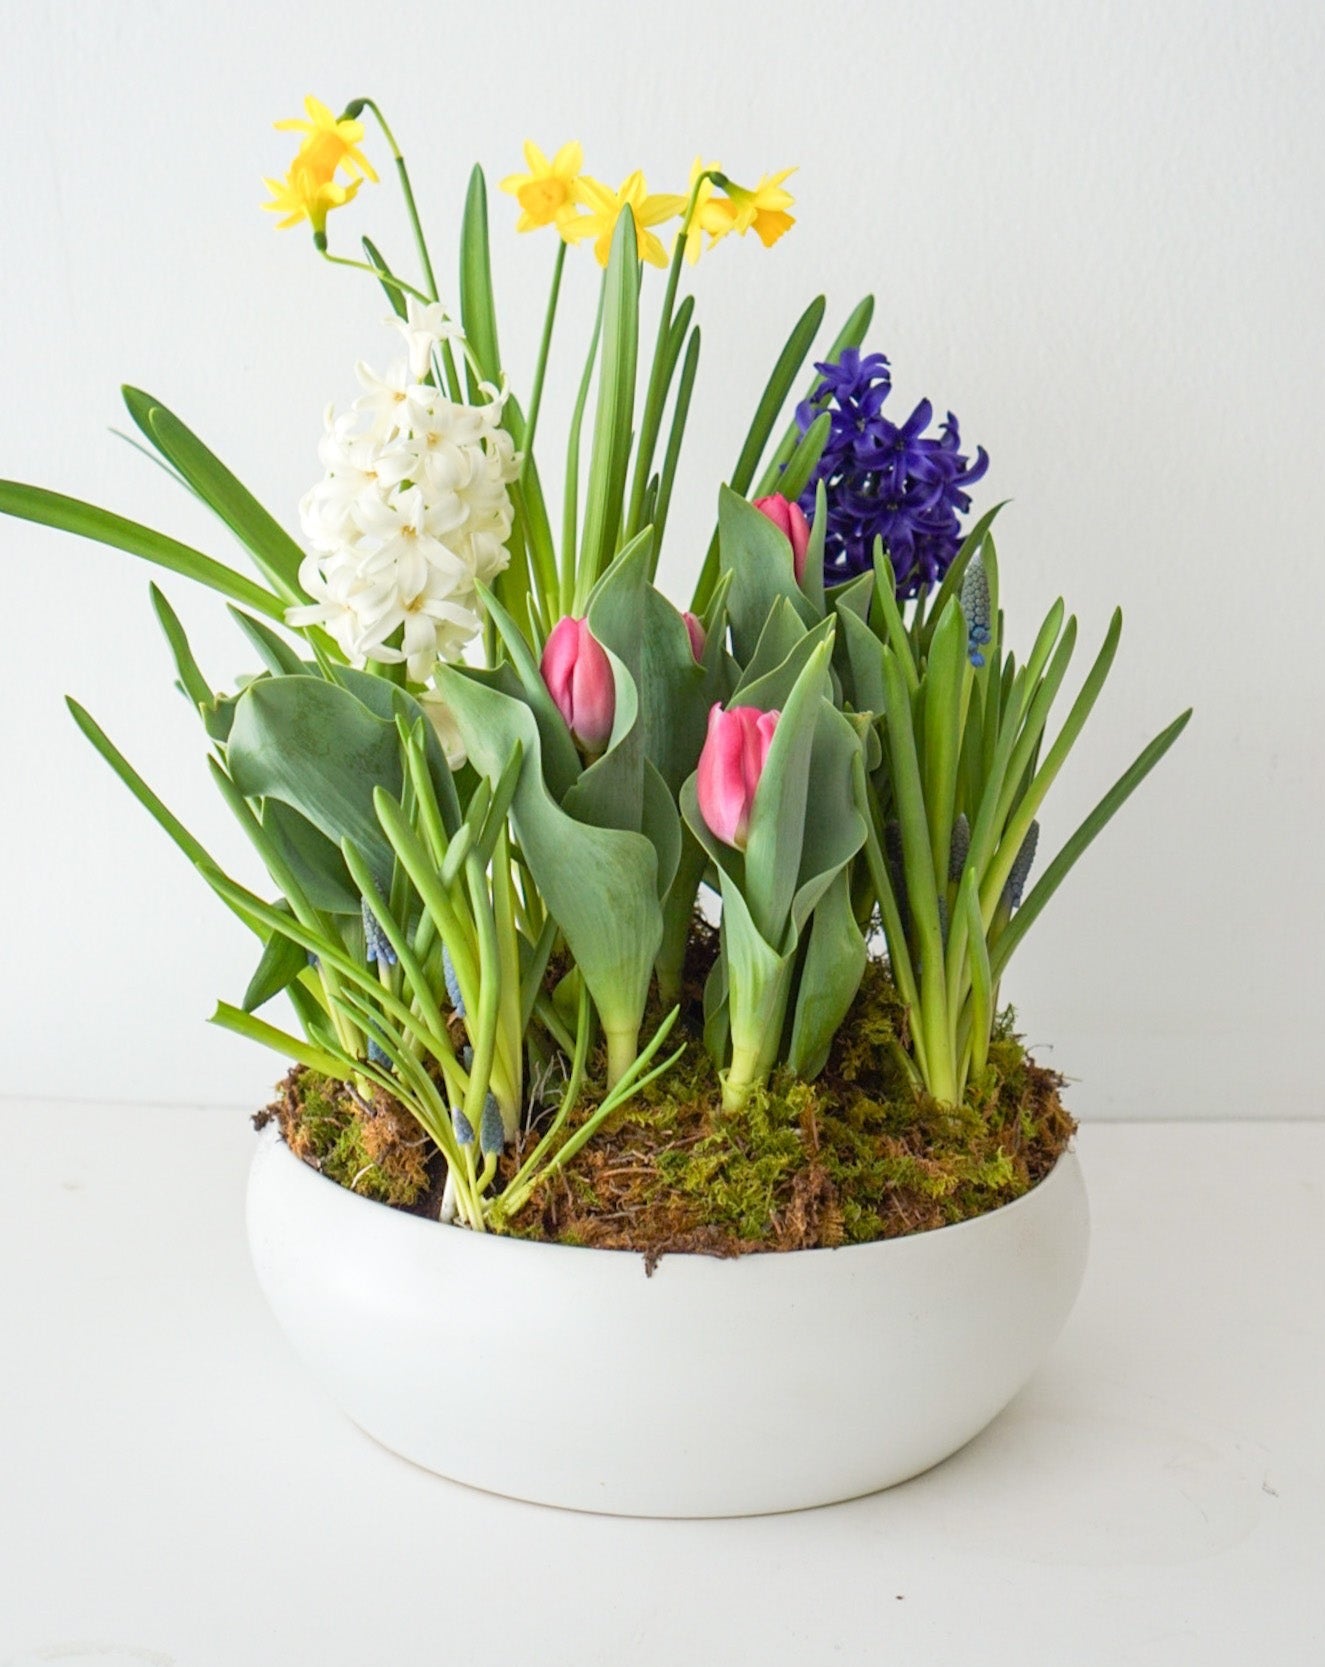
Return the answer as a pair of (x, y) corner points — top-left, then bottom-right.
(795, 351), (988, 598)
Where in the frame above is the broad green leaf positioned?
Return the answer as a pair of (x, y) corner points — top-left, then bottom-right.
(788, 868), (866, 1078)
(741, 636), (834, 943)
(436, 662), (663, 1058)
(718, 483), (815, 664)
(226, 676), (403, 889)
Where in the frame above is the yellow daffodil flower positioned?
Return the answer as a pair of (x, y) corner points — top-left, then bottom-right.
(274, 95), (378, 186)
(562, 172), (687, 268)
(500, 140), (585, 232)
(713, 168), (797, 248)
(262, 159), (362, 236)
(678, 157), (732, 266)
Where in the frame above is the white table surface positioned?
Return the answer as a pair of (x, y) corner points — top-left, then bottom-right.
(1, 1107), (1320, 1667)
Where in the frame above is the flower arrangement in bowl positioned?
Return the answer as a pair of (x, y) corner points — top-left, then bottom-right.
(0, 98), (1190, 1516)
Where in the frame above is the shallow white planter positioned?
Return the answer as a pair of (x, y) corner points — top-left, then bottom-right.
(247, 1124), (1088, 1516)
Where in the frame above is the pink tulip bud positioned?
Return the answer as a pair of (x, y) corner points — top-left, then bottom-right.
(753, 493), (811, 584)
(682, 610), (707, 661)
(540, 616), (615, 753)
(696, 703), (780, 850)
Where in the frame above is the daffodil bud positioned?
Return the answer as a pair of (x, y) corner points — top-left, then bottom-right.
(753, 492), (811, 584)
(696, 703), (780, 850)
(682, 610), (707, 661)
(540, 616), (616, 754)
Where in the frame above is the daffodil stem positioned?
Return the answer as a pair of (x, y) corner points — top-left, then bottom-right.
(318, 248), (430, 304)
(624, 170), (718, 546)
(522, 240), (566, 478)
(353, 96), (465, 403)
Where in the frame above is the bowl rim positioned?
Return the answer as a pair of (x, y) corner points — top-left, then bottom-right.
(252, 1120), (1082, 1271)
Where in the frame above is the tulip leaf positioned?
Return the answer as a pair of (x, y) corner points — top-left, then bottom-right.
(718, 483), (816, 665)
(226, 675), (402, 890)
(788, 868), (867, 1079)
(435, 662), (663, 1060)
(742, 636), (834, 943)
(260, 798), (359, 914)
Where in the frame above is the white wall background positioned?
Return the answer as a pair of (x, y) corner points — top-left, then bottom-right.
(1, 0), (1320, 1119)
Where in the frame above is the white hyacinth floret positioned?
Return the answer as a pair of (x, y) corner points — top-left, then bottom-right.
(287, 297), (519, 689)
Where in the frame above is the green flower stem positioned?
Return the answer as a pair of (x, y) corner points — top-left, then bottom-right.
(317, 247), (431, 305)
(350, 96), (465, 402)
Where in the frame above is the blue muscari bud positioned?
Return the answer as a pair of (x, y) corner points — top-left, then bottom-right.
(443, 944), (465, 1017)
(1005, 820), (1040, 910)
(367, 1038), (392, 1070)
(949, 812), (971, 881)
(362, 898), (397, 966)
(452, 1104), (474, 1146)
(306, 950), (320, 971)
(479, 1093), (505, 1157)
(936, 892), (949, 946)
(960, 558), (992, 667)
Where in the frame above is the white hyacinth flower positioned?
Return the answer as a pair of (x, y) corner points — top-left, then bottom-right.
(288, 323), (520, 688)
(393, 295), (468, 383)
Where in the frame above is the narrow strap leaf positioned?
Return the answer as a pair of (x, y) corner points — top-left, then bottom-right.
(0, 480), (287, 619)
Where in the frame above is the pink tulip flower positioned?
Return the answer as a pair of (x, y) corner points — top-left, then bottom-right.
(540, 616), (615, 753)
(696, 703), (780, 850)
(752, 492), (811, 584)
(682, 610), (707, 661)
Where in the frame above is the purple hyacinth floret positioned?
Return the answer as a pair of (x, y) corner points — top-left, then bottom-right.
(795, 347), (988, 596)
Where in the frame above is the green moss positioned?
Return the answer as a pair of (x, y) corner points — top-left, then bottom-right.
(261, 1068), (432, 1207)
(501, 959), (1075, 1258)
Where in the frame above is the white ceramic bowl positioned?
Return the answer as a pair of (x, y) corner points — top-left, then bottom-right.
(247, 1124), (1088, 1516)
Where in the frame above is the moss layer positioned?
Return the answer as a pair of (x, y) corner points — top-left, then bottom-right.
(498, 961), (1075, 1264)
(261, 944), (1075, 1258)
